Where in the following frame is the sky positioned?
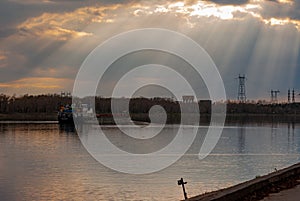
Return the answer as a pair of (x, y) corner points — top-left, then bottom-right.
(0, 0), (300, 101)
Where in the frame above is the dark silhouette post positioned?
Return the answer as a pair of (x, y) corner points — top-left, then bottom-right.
(178, 178), (188, 200)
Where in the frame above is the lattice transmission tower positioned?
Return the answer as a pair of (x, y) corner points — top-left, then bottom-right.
(237, 74), (246, 102)
(271, 90), (280, 103)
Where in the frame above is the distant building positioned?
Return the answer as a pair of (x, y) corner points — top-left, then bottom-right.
(60, 91), (71, 97)
(182, 95), (195, 103)
(199, 100), (212, 114)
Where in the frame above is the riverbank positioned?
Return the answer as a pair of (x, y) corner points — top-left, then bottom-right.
(1, 113), (300, 124)
(187, 162), (300, 201)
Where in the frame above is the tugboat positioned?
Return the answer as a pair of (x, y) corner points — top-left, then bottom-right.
(58, 104), (73, 123)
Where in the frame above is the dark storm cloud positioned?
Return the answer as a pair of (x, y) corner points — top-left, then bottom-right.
(209, 0), (250, 5)
(256, 0), (300, 21)
(0, 0), (83, 37)
(0, 0), (127, 83)
(0, 0), (300, 97)
(209, 0), (300, 23)
(0, 29), (16, 38)
(0, 0), (134, 37)
(0, 0), (299, 37)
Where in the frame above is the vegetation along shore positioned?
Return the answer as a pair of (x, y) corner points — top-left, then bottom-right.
(0, 94), (300, 123)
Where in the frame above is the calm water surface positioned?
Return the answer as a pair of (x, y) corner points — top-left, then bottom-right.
(0, 122), (300, 200)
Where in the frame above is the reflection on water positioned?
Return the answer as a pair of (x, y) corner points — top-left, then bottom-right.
(59, 123), (75, 134)
(238, 126), (245, 153)
(0, 122), (300, 200)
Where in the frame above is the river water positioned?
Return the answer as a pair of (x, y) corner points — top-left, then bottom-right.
(0, 122), (300, 200)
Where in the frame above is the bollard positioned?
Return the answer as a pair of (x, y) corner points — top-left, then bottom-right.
(178, 178), (188, 200)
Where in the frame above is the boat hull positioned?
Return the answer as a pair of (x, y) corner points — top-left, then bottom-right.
(58, 112), (73, 124)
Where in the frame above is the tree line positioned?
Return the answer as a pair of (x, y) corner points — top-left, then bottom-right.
(0, 93), (300, 115)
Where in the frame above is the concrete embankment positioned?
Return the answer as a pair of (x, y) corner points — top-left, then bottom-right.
(187, 162), (300, 201)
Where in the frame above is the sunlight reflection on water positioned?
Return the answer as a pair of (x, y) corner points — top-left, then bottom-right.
(0, 122), (299, 200)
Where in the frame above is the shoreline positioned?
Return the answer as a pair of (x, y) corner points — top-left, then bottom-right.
(0, 113), (57, 121)
(1, 113), (300, 124)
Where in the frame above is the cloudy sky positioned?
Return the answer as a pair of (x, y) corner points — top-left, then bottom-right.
(0, 0), (300, 100)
